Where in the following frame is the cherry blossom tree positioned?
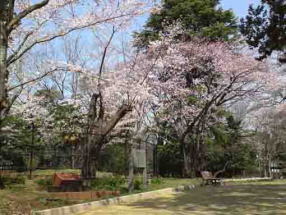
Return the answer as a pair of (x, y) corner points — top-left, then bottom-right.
(145, 29), (278, 176)
(249, 103), (286, 177)
(74, 49), (156, 179)
(0, 0), (150, 127)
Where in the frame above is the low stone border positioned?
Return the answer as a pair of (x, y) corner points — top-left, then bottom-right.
(32, 184), (196, 215)
(224, 177), (272, 182)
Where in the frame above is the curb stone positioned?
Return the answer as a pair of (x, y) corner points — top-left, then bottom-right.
(32, 184), (197, 215)
(224, 177), (272, 182)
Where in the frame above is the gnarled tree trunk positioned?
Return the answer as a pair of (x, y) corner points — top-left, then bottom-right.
(81, 137), (100, 179)
(81, 93), (131, 181)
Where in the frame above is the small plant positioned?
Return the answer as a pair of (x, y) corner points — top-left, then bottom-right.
(134, 179), (142, 190)
(0, 175), (26, 187)
(35, 178), (52, 188)
(151, 177), (164, 185)
(91, 176), (125, 191)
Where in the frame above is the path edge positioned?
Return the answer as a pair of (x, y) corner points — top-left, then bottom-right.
(32, 184), (196, 215)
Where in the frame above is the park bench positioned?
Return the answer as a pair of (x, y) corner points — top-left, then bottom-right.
(200, 171), (222, 186)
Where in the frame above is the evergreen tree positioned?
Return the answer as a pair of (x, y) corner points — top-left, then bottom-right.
(240, 0), (286, 63)
(206, 115), (256, 176)
(134, 0), (237, 48)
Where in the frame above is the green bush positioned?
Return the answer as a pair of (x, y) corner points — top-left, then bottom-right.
(35, 178), (52, 188)
(0, 175), (25, 187)
(91, 176), (125, 191)
(151, 177), (164, 185)
(134, 179), (142, 190)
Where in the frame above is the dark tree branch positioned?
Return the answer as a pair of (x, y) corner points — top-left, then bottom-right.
(7, 31), (33, 64)
(7, 13), (136, 66)
(87, 93), (100, 130)
(102, 104), (132, 136)
(8, 68), (57, 91)
(98, 26), (116, 120)
(98, 26), (116, 79)
(7, 0), (49, 33)
(214, 161), (229, 177)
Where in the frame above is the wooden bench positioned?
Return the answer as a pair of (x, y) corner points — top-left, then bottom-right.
(200, 171), (222, 186)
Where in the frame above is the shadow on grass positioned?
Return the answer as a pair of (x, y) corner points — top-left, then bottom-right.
(126, 183), (286, 214)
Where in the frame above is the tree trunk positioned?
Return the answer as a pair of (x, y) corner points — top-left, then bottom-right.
(182, 144), (192, 177)
(81, 93), (132, 183)
(0, 20), (8, 124)
(268, 156), (272, 178)
(182, 134), (205, 178)
(128, 141), (134, 193)
(71, 144), (75, 169)
(142, 139), (147, 189)
(81, 135), (102, 182)
(153, 142), (158, 176)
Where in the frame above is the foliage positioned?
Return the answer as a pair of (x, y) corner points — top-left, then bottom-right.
(240, 0), (286, 62)
(134, 0), (237, 48)
(0, 175), (25, 187)
(0, 115), (40, 172)
(150, 177), (164, 185)
(205, 115), (256, 175)
(157, 141), (184, 177)
(250, 104), (286, 177)
(98, 144), (127, 175)
(90, 176), (126, 191)
(146, 27), (272, 176)
(35, 178), (52, 188)
(133, 179), (143, 190)
(3, 93), (85, 171)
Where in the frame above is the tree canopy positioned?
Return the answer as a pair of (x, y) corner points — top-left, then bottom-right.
(134, 0), (237, 48)
(240, 0), (286, 62)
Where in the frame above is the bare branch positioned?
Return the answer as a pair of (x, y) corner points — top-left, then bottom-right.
(98, 26), (116, 120)
(7, 0), (49, 32)
(98, 26), (116, 79)
(8, 68), (58, 91)
(7, 13), (137, 66)
(7, 31), (33, 63)
(4, 87), (23, 116)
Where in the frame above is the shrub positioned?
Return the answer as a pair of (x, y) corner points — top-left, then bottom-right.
(91, 176), (125, 191)
(0, 175), (26, 187)
(151, 177), (164, 185)
(134, 179), (142, 190)
(35, 178), (52, 188)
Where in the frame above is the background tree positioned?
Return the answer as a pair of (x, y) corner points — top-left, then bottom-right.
(134, 0), (237, 48)
(250, 104), (286, 177)
(240, 0), (286, 62)
(206, 114), (256, 177)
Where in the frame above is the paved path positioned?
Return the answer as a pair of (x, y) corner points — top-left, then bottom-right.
(78, 184), (286, 215)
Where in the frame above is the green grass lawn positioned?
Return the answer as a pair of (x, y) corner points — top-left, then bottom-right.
(79, 180), (286, 215)
(146, 178), (200, 191)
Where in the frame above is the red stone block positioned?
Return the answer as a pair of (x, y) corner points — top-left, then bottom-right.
(52, 173), (81, 187)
